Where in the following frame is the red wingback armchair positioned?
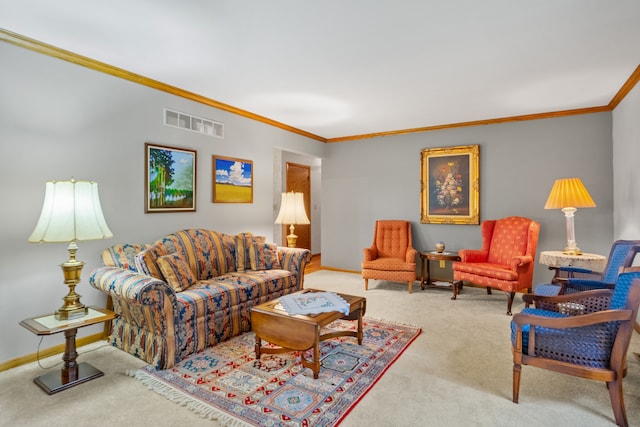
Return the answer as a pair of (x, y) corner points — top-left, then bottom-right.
(452, 216), (540, 315)
(362, 220), (417, 293)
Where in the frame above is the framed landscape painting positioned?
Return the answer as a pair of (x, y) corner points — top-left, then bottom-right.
(420, 144), (479, 224)
(212, 155), (253, 203)
(145, 143), (196, 213)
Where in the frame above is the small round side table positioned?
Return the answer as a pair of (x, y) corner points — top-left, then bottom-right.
(539, 250), (607, 280)
(419, 251), (461, 290)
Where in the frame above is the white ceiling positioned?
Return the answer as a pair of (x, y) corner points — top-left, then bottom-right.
(2, 1), (640, 140)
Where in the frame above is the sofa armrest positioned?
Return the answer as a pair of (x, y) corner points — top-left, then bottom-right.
(277, 246), (312, 286)
(89, 266), (178, 335)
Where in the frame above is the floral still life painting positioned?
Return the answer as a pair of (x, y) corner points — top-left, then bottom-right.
(421, 144), (479, 224)
(145, 143), (196, 213)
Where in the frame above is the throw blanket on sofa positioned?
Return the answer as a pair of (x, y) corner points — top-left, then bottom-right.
(90, 229), (312, 369)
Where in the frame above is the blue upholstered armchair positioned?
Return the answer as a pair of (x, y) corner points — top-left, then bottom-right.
(535, 240), (640, 297)
(511, 267), (640, 427)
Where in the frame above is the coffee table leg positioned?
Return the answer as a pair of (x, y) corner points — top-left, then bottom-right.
(357, 308), (363, 345)
(312, 342), (320, 379)
(255, 336), (262, 359)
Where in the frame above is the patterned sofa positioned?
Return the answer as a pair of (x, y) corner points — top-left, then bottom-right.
(89, 229), (312, 369)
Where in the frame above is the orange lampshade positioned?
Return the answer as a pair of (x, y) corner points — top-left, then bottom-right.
(544, 178), (596, 210)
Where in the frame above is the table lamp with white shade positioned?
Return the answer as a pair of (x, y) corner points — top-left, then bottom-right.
(275, 192), (310, 248)
(28, 179), (113, 320)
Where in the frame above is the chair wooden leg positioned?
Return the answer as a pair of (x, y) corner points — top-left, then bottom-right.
(408, 281), (412, 294)
(512, 363), (521, 403)
(452, 281), (460, 300)
(486, 287), (492, 295)
(607, 379), (628, 427)
(506, 292), (515, 316)
(364, 278), (369, 290)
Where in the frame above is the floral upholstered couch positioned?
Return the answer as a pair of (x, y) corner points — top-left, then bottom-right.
(89, 229), (312, 369)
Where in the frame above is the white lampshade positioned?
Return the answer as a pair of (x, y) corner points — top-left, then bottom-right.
(29, 179), (113, 243)
(275, 192), (310, 225)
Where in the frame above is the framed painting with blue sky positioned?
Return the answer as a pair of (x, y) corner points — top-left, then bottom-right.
(212, 155), (253, 203)
(145, 142), (196, 213)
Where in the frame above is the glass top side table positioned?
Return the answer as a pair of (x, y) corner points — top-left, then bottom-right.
(20, 307), (116, 394)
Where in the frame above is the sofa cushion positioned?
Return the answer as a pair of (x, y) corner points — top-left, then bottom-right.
(102, 243), (149, 271)
(135, 243), (168, 280)
(236, 232), (266, 272)
(452, 262), (519, 281)
(157, 253), (197, 292)
(249, 242), (281, 270)
(159, 229), (236, 279)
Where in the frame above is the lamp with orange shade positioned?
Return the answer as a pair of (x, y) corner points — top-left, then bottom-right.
(544, 177), (596, 255)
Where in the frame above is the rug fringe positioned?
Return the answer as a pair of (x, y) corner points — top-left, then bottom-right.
(130, 369), (252, 427)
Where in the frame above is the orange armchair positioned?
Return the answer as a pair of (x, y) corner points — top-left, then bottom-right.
(452, 216), (540, 315)
(362, 220), (417, 293)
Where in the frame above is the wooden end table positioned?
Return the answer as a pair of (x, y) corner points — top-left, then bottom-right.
(419, 251), (461, 290)
(20, 307), (116, 394)
(251, 289), (366, 379)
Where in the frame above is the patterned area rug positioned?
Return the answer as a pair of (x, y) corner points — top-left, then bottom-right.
(132, 317), (421, 427)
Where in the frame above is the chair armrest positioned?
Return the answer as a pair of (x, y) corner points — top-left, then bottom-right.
(512, 308), (634, 358)
(406, 248), (417, 264)
(511, 255), (533, 270)
(512, 308), (633, 329)
(458, 249), (488, 263)
(564, 278), (614, 291)
(363, 246), (378, 261)
(550, 266), (602, 284)
(522, 288), (613, 312)
(557, 266), (596, 275)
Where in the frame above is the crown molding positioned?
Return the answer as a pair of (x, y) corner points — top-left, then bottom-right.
(0, 28), (326, 143)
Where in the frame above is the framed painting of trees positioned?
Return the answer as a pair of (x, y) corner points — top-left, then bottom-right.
(145, 142), (196, 213)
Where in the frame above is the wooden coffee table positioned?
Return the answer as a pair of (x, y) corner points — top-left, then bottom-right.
(251, 289), (366, 379)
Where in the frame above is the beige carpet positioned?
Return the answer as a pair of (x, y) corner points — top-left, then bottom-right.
(1, 270), (639, 426)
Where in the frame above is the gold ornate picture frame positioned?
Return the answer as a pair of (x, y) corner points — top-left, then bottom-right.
(420, 144), (479, 224)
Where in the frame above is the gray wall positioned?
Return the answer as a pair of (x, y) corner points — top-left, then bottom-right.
(1, 37), (628, 365)
(322, 113), (614, 286)
(613, 82), (640, 240)
(612, 81), (640, 323)
(0, 42), (324, 363)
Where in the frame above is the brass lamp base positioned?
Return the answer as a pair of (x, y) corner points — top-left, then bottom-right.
(56, 307), (88, 321)
(56, 242), (88, 320)
(562, 247), (583, 255)
(286, 224), (298, 248)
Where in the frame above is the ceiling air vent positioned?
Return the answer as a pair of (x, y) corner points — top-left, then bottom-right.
(164, 108), (224, 138)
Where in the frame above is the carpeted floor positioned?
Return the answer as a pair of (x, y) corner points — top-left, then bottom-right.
(132, 317), (420, 426)
(1, 270), (639, 426)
